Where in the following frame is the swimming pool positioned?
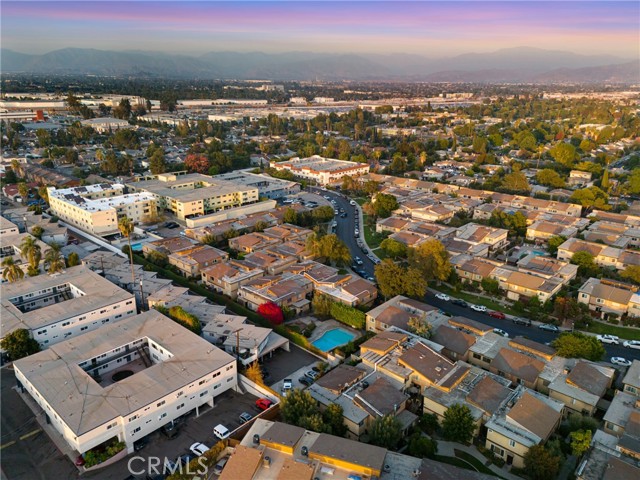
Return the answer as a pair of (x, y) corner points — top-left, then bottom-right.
(312, 328), (356, 352)
(130, 242), (143, 252)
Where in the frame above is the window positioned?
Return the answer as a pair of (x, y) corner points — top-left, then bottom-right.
(159, 412), (167, 420)
(199, 379), (206, 385)
(199, 391), (208, 397)
(80, 326), (88, 331)
(509, 440), (516, 448)
(132, 427), (141, 435)
(157, 400), (166, 408)
(177, 403), (184, 410)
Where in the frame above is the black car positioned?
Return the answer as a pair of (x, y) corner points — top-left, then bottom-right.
(512, 317), (532, 326)
(161, 422), (179, 439)
(133, 436), (148, 451)
(539, 323), (560, 332)
(451, 298), (468, 308)
(299, 376), (313, 386)
(164, 221), (179, 229)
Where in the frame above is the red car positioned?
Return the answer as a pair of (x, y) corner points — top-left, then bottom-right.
(75, 455), (86, 466)
(488, 311), (506, 320)
(255, 398), (273, 411)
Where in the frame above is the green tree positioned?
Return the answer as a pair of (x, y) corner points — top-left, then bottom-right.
(514, 130), (537, 151)
(44, 242), (65, 274)
(2, 257), (24, 283)
(375, 260), (407, 299)
(570, 429), (592, 458)
(0, 329), (40, 360)
(408, 433), (438, 459)
(626, 168), (640, 195)
(553, 297), (584, 324)
(408, 239), (451, 283)
(18, 182), (29, 200)
(281, 389), (317, 426)
(305, 233), (351, 266)
(118, 217), (136, 284)
(312, 206), (335, 224)
(323, 403), (347, 437)
(536, 169), (565, 188)
(621, 265), (640, 285)
(404, 267), (428, 298)
(372, 193), (399, 218)
(369, 415), (403, 450)
(149, 149), (167, 175)
(112, 98), (132, 119)
(547, 235), (567, 255)
(552, 332), (605, 361)
(67, 252), (81, 267)
(253, 220), (269, 233)
(408, 314), (432, 339)
(20, 236), (42, 272)
(523, 445), (561, 480)
(379, 238), (408, 259)
(441, 404), (475, 444)
(501, 171), (531, 193)
(283, 208), (298, 224)
(363, 180), (381, 197)
(481, 277), (500, 295)
(312, 293), (333, 317)
(570, 251), (598, 277)
(550, 142), (577, 168)
(570, 186), (610, 211)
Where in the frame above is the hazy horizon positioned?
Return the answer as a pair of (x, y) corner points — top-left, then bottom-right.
(2, 1), (638, 59)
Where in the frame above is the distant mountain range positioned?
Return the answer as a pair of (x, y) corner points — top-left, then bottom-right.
(1, 47), (638, 83)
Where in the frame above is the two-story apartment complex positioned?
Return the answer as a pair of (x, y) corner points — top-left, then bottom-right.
(270, 155), (370, 185)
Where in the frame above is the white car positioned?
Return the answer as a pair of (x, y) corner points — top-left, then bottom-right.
(189, 442), (210, 456)
(435, 293), (450, 301)
(623, 340), (640, 350)
(493, 328), (509, 338)
(611, 357), (632, 367)
(470, 304), (487, 313)
(597, 334), (620, 345)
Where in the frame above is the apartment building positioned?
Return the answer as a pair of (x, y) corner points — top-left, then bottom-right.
(126, 173), (259, 220)
(0, 216), (19, 237)
(270, 155), (370, 185)
(167, 244), (228, 278)
(0, 232), (50, 281)
(48, 183), (157, 235)
(516, 254), (578, 282)
(365, 295), (443, 334)
(1, 265), (136, 349)
(212, 170), (300, 199)
(622, 361), (640, 397)
(485, 387), (564, 468)
(578, 277), (640, 318)
(548, 360), (615, 416)
(491, 267), (564, 302)
(455, 223), (509, 251)
(13, 310), (237, 456)
(237, 274), (313, 313)
(201, 261), (264, 299)
(526, 220), (578, 242)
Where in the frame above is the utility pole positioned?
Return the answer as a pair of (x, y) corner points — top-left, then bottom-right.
(234, 328), (244, 365)
(138, 278), (145, 312)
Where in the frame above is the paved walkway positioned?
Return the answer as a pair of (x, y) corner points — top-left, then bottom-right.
(437, 440), (522, 480)
(354, 200), (381, 263)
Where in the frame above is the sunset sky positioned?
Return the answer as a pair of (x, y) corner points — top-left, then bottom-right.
(2, 1), (638, 58)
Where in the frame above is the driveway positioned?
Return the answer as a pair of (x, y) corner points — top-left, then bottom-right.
(260, 345), (321, 386)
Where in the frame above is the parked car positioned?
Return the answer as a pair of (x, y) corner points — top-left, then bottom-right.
(177, 454), (195, 467)
(451, 298), (468, 307)
(75, 455), (85, 466)
(597, 335), (620, 345)
(305, 370), (319, 380)
(213, 457), (229, 476)
(611, 357), (632, 367)
(213, 424), (230, 440)
(239, 412), (253, 424)
(470, 304), (487, 313)
(354, 229), (359, 237)
(133, 437), (148, 451)
(340, 213), (347, 218)
(282, 378), (293, 390)
(435, 293), (450, 301)
(623, 340), (640, 350)
(512, 317), (531, 326)
(493, 328), (509, 337)
(355, 257), (364, 266)
(190, 442), (210, 456)
(299, 376), (313, 386)
(488, 311), (506, 320)
(255, 398), (273, 411)
(161, 422), (179, 439)
(350, 200), (356, 206)
(539, 324), (560, 332)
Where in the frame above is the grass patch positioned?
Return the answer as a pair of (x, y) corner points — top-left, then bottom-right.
(436, 285), (519, 316)
(454, 450), (502, 478)
(583, 321), (640, 341)
(354, 197), (367, 206)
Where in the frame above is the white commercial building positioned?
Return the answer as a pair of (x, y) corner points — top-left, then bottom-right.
(270, 155), (370, 186)
(1, 265), (136, 349)
(48, 183), (157, 235)
(80, 117), (133, 133)
(14, 310), (237, 455)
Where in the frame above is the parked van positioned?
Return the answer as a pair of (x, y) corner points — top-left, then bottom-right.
(213, 424), (230, 440)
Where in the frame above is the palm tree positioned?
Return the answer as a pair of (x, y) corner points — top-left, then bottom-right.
(20, 236), (42, 274)
(119, 216), (135, 285)
(2, 257), (24, 283)
(44, 243), (64, 274)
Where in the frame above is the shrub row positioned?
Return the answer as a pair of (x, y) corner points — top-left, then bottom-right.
(329, 301), (366, 330)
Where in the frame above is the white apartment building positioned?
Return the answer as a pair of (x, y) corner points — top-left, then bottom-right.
(48, 183), (157, 236)
(80, 117), (133, 133)
(13, 310), (237, 456)
(0, 216), (20, 237)
(270, 155), (370, 186)
(126, 173), (260, 220)
(1, 265), (136, 349)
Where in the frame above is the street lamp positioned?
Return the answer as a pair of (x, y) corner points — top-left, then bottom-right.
(138, 278), (145, 312)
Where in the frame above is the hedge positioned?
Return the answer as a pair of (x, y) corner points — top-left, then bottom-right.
(329, 301), (366, 330)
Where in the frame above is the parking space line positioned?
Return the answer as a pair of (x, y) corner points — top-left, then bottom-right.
(19, 428), (41, 440)
(0, 440), (16, 450)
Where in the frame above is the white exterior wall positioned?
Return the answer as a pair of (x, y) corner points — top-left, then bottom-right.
(31, 297), (136, 347)
(15, 360), (238, 454)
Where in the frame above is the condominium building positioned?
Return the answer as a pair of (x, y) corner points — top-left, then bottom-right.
(1, 265), (136, 349)
(13, 310), (237, 456)
(270, 155), (370, 185)
(126, 173), (259, 220)
(48, 183), (157, 235)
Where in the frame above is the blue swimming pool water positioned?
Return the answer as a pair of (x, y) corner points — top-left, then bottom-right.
(131, 243), (143, 252)
(311, 328), (356, 352)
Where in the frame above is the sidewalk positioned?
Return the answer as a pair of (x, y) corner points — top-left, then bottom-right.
(354, 201), (381, 263)
(437, 440), (522, 480)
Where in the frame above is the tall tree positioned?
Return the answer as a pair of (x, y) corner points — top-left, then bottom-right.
(442, 404), (476, 444)
(20, 236), (42, 276)
(408, 239), (451, 283)
(0, 329), (40, 360)
(523, 445), (561, 480)
(552, 332), (605, 361)
(369, 415), (403, 450)
(44, 242), (65, 274)
(149, 149), (167, 175)
(372, 193), (399, 218)
(2, 257), (24, 283)
(118, 217), (136, 285)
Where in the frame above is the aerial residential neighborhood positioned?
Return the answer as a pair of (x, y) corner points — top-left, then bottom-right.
(1, 2), (639, 480)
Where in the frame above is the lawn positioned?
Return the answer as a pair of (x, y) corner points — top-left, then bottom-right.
(584, 321), (640, 341)
(435, 284), (520, 316)
(454, 450), (503, 478)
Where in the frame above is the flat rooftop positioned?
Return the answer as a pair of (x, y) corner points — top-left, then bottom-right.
(13, 310), (235, 436)
(1, 265), (134, 334)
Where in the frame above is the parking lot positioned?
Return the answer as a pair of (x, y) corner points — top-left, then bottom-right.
(261, 345), (321, 385)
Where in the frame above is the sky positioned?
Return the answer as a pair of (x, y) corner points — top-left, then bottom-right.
(2, 1), (638, 58)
